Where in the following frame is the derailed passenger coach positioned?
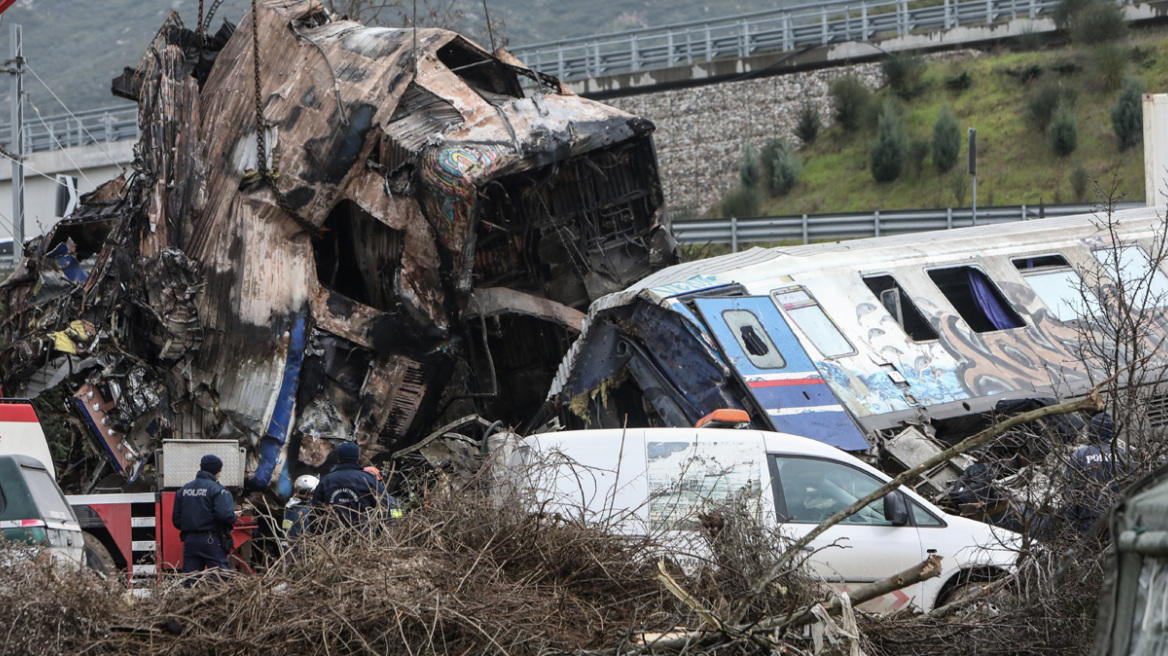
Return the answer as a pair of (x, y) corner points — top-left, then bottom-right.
(543, 206), (1168, 459)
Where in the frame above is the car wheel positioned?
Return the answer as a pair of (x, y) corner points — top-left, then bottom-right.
(83, 533), (116, 575)
(936, 576), (995, 609)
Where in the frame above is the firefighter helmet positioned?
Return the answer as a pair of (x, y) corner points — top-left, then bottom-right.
(293, 474), (319, 496)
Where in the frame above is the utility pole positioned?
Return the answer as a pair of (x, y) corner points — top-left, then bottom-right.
(6, 22), (22, 258)
(968, 127), (977, 227)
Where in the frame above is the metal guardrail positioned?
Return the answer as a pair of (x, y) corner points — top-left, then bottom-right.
(0, 0), (1089, 150)
(0, 104), (139, 156)
(673, 202), (1147, 248)
(512, 0), (1073, 82)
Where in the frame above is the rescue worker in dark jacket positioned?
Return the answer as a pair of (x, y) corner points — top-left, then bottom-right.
(312, 442), (397, 528)
(172, 454), (237, 582)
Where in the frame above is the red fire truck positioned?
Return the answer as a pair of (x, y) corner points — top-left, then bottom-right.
(0, 399), (257, 581)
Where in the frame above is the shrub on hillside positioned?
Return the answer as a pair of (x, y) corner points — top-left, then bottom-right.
(878, 50), (925, 94)
(932, 107), (961, 173)
(764, 138), (802, 196)
(1071, 166), (1090, 201)
(739, 143), (760, 188)
(949, 168), (969, 205)
(1027, 80), (1077, 131)
(1091, 44), (1132, 92)
(721, 184), (761, 217)
(1053, 0), (1097, 31)
(795, 103), (821, 146)
(870, 101), (908, 183)
(1049, 103), (1078, 157)
(908, 138), (930, 178)
(1072, 1), (1128, 45)
(1112, 75), (1145, 152)
(830, 75), (871, 133)
(945, 71), (973, 91)
(1007, 63), (1044, 84)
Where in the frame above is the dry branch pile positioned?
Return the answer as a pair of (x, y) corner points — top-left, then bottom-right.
(0, 489), (826, 656)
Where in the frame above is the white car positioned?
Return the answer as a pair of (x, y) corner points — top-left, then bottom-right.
(507, 426), (1019, 613)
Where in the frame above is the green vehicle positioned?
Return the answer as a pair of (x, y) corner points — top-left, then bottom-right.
(1093, 466), (1168, 655)
(0, 454), (84, 567)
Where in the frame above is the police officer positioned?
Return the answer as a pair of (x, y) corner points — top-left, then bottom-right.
(312, 442), (397, 528)
(172, 454), (237, 582)
(1066, 412), (1130, 533)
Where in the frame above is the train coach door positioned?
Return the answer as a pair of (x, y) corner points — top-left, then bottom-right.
(693, 297), (869, 451)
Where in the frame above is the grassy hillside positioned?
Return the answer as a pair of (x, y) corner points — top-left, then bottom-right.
(747, 32), (1168, 217)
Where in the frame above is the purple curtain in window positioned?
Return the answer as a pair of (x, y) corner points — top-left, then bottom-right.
(967, 269), (1023, 330)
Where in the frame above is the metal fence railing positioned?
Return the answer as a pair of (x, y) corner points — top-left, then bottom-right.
(0, 104), (139, 156)
(673, 202), (1147, 248)
(0, 0), (1119, 149)
(512, 0), (1096, 82)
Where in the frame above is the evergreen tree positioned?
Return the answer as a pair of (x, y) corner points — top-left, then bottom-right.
(1111, 75), (1145, 152)
(870, 102), (908, 183)
(932, 107), (961, 173)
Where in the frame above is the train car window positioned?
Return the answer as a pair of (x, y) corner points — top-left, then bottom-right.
(772, 287), (855, 357)
(863, 275), (939, 341)
(721, 309), (787, 369)
(1012, 255), (1097, 322)
(927, 266), (1026, 332)
(1092, 246), (1168, 309)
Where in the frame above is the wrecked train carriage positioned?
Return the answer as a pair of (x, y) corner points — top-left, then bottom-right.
(0, 0), (674, 495)
(545, 207), (1168, 468)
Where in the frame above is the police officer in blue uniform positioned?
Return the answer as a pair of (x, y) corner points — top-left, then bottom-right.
(172, 454), (237, 581)
(312, 442), (396, 528)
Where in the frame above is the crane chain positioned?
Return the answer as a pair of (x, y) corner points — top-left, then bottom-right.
(243, 0), (320, 236)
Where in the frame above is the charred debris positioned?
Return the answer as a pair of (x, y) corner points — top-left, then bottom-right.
(0, 0), (675, 496)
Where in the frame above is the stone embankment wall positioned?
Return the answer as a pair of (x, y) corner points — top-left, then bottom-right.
(605, 63), (886, 216)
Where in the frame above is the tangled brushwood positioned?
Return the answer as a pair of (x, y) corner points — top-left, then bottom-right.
(0, 413), (1140, 656)
(0, 484), (827, 656)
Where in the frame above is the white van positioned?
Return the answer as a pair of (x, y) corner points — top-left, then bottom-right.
(509, 427), (1019, 613)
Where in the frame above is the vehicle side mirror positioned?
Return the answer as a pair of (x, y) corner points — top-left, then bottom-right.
(883, 491), (909, 526)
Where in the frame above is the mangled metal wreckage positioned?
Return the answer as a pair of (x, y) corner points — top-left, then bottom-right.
(0, 0), (674, 496)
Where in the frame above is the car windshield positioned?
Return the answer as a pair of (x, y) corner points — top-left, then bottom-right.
(22, 465), (73, 522)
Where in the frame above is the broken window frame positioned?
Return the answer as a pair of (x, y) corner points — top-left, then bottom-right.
(926, 264), (1026, 334)
(311, 200), (404, 312)
(862, 274), (939, 342)
(721, 309), (787, 370)
(771, 286), (856, 359)
(435, 38), (524, 101)
(1091, 244), (1168, 311)
(1012, 253), (1100, 323)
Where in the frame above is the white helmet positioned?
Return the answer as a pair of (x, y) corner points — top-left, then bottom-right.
(294, 474), (319, 496)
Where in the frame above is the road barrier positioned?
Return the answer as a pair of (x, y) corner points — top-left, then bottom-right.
(672, 202), (1147, 248)
(513, 0), (1073, 82)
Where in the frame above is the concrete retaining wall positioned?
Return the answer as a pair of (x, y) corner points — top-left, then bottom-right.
(605, 52), (984, 215)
